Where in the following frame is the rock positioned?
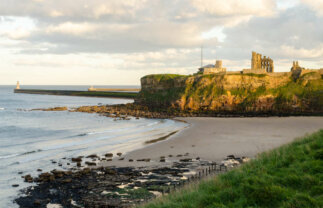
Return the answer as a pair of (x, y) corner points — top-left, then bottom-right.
(168, 155), (173, 157)
(34, 199), (41, 206)
(72, 157), (82, 162)
(12, 184), (19, 187)
(160, 159), (165, 162)
(62, 178), (72, 183)
(85, 161), (96, 166)
(86, 154), (98, 158)
(184, 153), (189, 156)
(117, 152), (122, 157)
(176, 154), (183, 157)
(18, 171), (23, 174)
(196, 157), (200, 160)
(77, 162), (81, 167)
(37, 169), (42, 172)
(180, 158), (192, 162)
(106, 159), (112, 161)
(67, 163), (70, 165)
(118, 157), (124, 161)
(24, 174), (33, 183)
(129, 159), (134, 162)
(227, 155), (235, 159)
(105, 153), (113, 157)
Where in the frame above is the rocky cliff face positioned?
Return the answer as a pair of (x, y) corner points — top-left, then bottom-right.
(137, 71), (323, 114)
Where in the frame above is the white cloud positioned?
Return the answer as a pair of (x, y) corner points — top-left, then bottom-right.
(45, 22), (98, 35)
(191, 0), (276, 17)
(0, 0), (322, 84)
(301, 0), (323, 16)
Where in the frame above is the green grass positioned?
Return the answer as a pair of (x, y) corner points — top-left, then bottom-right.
(141, 130), (323, 208)
(143, 74), (188, 82)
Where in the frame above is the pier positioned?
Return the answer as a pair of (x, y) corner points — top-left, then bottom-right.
(14, 89), (138, 99)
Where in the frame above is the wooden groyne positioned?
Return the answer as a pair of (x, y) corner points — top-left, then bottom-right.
(14, 89), (138, 99)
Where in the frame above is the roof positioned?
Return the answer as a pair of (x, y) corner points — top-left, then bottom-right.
(199, 64), (215, 69)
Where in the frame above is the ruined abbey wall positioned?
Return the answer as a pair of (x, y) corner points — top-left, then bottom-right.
(251, 52), (274, 73)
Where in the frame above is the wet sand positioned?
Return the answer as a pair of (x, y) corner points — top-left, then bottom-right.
(104, 117), (323, 167)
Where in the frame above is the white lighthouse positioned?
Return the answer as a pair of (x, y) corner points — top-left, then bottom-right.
(16, 81), (20, 89)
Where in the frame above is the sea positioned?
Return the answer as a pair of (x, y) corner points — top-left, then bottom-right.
(0, 85), (187, 208)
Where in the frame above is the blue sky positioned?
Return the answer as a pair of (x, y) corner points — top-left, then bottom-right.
(0, 0), (322, 85)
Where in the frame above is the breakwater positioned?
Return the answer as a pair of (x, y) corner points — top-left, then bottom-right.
(14, 89), (138, 99)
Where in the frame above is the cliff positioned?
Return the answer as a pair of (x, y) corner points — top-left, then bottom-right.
(136, 71), (323, 115)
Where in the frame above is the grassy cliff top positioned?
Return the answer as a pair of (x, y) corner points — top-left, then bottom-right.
(142, 74), (188, 82)
(142, 130), (323, 208)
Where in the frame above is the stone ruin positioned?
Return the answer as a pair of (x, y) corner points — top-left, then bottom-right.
(199, 60), (227, 74)
(251, 51), (274, 73)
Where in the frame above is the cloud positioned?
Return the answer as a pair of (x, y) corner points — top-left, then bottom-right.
(0, 0), (322, 85)
(301, 0), (323, 16)
(216, 6), (323, 63)
(190, 0), (276, 17)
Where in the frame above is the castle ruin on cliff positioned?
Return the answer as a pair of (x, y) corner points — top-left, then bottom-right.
(199, 60), (226, 74)
(198, 51), (275, 75)
(242, 52), (274, 74)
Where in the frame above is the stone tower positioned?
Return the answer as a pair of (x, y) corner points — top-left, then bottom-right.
(16, 81), (20, 89)
(251, 51), (274, 72)
(215, 60), (222, 68)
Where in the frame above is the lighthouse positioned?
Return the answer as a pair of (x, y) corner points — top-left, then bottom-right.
(16, 81), (20, 89)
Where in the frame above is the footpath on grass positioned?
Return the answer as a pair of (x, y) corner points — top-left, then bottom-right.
(142, 130), (323, 208)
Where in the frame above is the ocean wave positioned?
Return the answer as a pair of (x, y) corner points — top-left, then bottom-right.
(0, 107), (4, 110)
(0, 149), (43, 159)
(20, 149), (42, 156)
(0, 153), (19, 159)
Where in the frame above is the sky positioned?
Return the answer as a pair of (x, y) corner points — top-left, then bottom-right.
(0, 0), (323, 85)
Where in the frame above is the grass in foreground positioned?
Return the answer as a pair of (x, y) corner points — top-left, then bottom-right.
(142, 130), (323, 208)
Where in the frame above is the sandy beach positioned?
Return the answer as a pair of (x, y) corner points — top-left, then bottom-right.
(105, 117), (323, 167)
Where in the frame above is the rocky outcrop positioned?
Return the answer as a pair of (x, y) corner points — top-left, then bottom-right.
(137, 71), (323, 114)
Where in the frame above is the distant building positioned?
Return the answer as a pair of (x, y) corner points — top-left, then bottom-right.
(199, 60), (226, 74)
(291, 61), (304, 71)
(16, 81), (20, 89)
(243, 51), (274, 74)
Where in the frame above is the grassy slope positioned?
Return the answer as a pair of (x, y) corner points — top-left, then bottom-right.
(142, 130), (323, 208)
(140, 73), (323, 112)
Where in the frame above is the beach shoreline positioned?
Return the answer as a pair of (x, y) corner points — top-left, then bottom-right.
(103, 116), (323, 167)
(14, 116), (323, 207)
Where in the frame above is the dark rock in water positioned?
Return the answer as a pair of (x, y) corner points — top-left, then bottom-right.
(160, 159), (166, 162)
(18, 171), (23, 174)
(184, 153), (189, 156)
(180, 158), (192, 162)
(227, 155), (235, 159)
(37, 169), (42, 172)
(176, 154), (183, 157)
(86, 154), (98, 158)
(105, 153), (113, 157)
(72, 157), (82, 162)
(24, 175), (33, 183)
(15, 153), (218, 208)
(117, 152), (122, 157)
(51, 161), (57, 164)
(168, 155), (173, 157)
(85, 161), (96, 166)
(118, 157), (124, 161)
(196, 157), (200, 160)
(67, 163), (70, 165)
(106, 159), (112, 161)
(12, 184), (19, 187)
(77, 162), (81, 167)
